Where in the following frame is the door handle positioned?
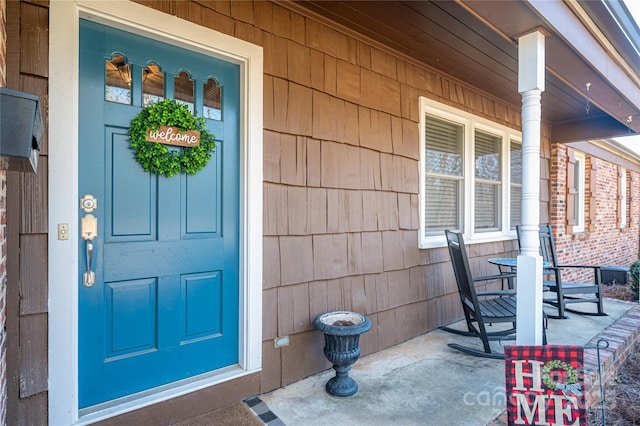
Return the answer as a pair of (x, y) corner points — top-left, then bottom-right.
(80, 195), (98, 287)
(84, 240), (95, 287)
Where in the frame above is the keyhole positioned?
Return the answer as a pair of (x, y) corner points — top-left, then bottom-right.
(80, 194), (97, 213)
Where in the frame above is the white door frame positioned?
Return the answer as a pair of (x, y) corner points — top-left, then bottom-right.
(48, 1), (263, 424)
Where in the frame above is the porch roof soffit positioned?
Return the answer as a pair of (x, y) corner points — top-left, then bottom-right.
(290, 0), (640, 144)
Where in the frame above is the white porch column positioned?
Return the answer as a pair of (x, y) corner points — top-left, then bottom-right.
(516, 31), (545, 345)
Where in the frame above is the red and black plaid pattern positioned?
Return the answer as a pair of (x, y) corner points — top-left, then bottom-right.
(504, 345), (586, 425)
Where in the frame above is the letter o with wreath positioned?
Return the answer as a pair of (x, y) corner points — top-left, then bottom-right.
(128, 98), (216, 177)
(542, 359), (579, 390)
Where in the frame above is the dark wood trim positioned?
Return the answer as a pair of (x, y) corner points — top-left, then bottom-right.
(284, 0), (523, 114)
(5, 1), (50, 424)
(94, 373), (261, 426)
(5, 0), (20, 88)
(551, 115), (633, 144)
(5, 1), (24, 424)
(526, 0), (640, 131)
(6, 171), (22, 426)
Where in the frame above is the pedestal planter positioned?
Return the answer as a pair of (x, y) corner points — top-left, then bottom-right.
(313, 311), (371, 397)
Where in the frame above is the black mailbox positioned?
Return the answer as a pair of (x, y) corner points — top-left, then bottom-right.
(0, 87), (43, 173)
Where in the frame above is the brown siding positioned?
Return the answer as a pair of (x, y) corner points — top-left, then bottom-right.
(0, 0), (5, 87)
(168, 0), (533, 400)
(19, 2), (47, 77)
(95, 374), (260, 426)
(5, 169), (19, 426)
(6, 1), (49, 425)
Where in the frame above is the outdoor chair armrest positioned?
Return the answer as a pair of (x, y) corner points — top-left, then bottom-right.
(477, 290), (516, 297)
(473, 273), (517, 283)
(548, 264), (603, 284)
(556, 264), (601, 270)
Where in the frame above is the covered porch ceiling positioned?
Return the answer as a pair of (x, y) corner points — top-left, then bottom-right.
(289, 0), (640, 144)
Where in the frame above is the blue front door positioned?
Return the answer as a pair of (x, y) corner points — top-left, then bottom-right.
(78, 20), (240, 408)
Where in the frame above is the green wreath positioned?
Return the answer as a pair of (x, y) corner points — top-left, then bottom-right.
(129, 98), (216, 177)
(541, 359), (578, 390)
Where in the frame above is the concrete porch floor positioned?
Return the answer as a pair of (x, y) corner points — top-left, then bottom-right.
(253, 299), (640, 426)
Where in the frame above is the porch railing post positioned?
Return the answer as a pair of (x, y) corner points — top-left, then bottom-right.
(516, 31), (545, 345)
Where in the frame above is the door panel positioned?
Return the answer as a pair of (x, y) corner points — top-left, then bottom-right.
(79, 20), (240, 408)
(107, 128), (156, 239)
(181, 271), (223, 341)
(185, 165), (221, 235)
(105, 279), (158, 358)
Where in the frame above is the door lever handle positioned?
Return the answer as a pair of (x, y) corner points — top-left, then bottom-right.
(84, 241), (95, 287)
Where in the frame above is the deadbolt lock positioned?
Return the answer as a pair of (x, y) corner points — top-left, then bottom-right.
(80, 194), (97, 213)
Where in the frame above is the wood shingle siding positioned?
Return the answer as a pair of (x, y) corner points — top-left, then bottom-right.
(6, 1), (49, 424)
(132, 0), (530, 406)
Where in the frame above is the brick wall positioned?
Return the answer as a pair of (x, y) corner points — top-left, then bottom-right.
(549, 143), (640, 282)
(0, 0), (8, 424)
(583, 304), (640, 408)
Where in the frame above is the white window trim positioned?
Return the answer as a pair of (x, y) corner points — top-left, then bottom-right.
(419, 97), (522, 248)
(49, 1), (263, 424)
(573, 151), (586, 233)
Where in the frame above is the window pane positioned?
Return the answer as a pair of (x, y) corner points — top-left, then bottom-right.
(475, 131), (501, 232)
(142, 63), (164, 107)
(203, 79), (222, 120)
(510, 186), (522, 229)
(475, 131), (500, 181)
(105, 55), (131, 105)
(574, 155), (583, 228)
(425, 177), (460, 234)
(475, 183), (500, 231)
(174, 71), (194, 113)
(510, 141), (522, 229)
(510, 141), (522, 184)
(425, 116), (463, 176)
(626, 173), (631, 227)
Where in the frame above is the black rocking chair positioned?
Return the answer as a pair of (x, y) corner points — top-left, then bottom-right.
(536, 225), (606, 319)
(440, 230), (518, 359)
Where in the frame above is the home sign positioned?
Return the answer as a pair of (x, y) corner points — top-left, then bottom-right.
(145, 126), (200, 147)
(504, 345), (586, 426)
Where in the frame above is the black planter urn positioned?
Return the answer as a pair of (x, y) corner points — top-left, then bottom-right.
(313, 311), (371, 397)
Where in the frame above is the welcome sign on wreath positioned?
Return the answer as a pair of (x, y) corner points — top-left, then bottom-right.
(146, 126), (200, 147)
(504, 345), (586, 425)
(129, 99), (216, 177)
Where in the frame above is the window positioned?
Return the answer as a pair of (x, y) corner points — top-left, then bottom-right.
(567, 150), (586, 233)
(474, 131), (502, 231)
(203, 78), (222, 120)
(105, 54), (131, 105)
(142, 62), (164, 107)
(423, 116), (463, 234)
(175, 70), (195, 113)
(419, 97), (522, 247)
(574, 152), (586, 232)
(619, 167), (628, 229)
(510, 141), (522, 230)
